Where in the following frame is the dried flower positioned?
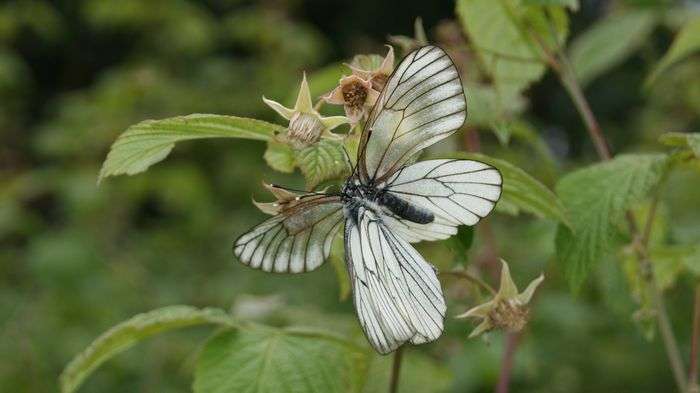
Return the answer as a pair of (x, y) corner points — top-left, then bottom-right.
(456, 260), (544, 338)
(323, 75), (380, 124)
(252, 183), (304, 215)
(263, 73), (348, 148)
(347, 45), (395, 91)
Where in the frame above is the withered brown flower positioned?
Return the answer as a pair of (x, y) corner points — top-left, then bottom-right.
(347, 45), (395, 91)
(456, 260), (544, 338)
(323, 75), (379, 124)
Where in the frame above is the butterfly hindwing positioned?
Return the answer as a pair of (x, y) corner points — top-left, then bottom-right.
(234, 196), (344, 273)
(359, 46), (466, 183)
(381, 159), (502, 242)
(345, 207), (446, 354)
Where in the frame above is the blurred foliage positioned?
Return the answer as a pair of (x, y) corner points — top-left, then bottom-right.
(1, 0), (700, 392)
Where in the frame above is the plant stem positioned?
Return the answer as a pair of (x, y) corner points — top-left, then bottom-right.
(388, 346), (404, 393)
(441, 270), (497, 296)
(496, 332), (521, 393)
(556, 56), (612, 161)
(553, 48), (688, 392)
(651, 275), (689, 393)
(689, 285), (700, 393)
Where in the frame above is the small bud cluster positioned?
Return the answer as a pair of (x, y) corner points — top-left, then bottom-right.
(456, 260), (544, 338)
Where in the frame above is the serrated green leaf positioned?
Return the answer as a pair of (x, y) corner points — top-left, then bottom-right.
(646, 17), (700, 87)
(264, 141), (296, 173)
(555, 154), (669, 290)
(442, 152), (570, 226)
(295, 139), (350, 190)
(60, 306), (237, 393)
(568, 10), (656, 86)
(98, 114), (282, 183)
(362, 351), (452, 393)
(660, 132), (700, 158)
(329, 233), (351, 301)
(457, 0), (569, 97)
(194, 327), (368, 393)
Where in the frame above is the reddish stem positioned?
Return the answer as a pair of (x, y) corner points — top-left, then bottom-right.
(496, 332), (521, 393)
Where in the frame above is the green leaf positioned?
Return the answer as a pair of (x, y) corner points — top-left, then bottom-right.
(555, 154), (669, 290)
(98, 114), (282, 183)
(295, 139), (350, 189)
(464, 83), (527, 127)
(523, 0), (578, 10)
(646, 17), (700, 87)
(457, 0), (569, 96)
(442, 152), (570, 226)
(448, 226), (475, 263)
(651, 246), (694, 290)
(362, 352), (452, 393)
(681, 246), (700, 276)
(659, 132), (700, 158)
(60, 306), (237, 393)
(194, 327), (368, 393)
(568, 10), (656, 86)
(264, 141), (296, 173)
(329, 233), (351, 301)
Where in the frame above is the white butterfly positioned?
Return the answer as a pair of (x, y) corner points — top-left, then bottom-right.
(234, 46), (502, 354)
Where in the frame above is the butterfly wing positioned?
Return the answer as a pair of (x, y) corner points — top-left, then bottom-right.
(382, 159), (502, 242)
(234, 195), (344, 273)
(358, 46), (466, 183)
(345, 206), (446, 354)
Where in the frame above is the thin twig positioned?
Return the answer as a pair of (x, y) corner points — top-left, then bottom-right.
(556, 56), (612, 161)
(496, 332), (521, 393)
(441, 270), (497, 296)
(650, 271), (688, 392)
(689, 285), (700, 393)
(388, 346), (404, 393)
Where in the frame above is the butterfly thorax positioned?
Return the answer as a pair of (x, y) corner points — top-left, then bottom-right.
(341, 177), (434, 225)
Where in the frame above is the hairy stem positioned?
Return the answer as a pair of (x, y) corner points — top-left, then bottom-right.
(556, 57), (612, 161)
(496, 332), (521, 393)
(389, 346), (404, 393)
(553, 48), (687, 392)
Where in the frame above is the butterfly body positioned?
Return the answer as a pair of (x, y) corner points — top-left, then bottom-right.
(234, 46), (502, 354)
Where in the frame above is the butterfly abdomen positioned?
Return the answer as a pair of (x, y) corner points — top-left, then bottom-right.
(378, 191), (434, 224)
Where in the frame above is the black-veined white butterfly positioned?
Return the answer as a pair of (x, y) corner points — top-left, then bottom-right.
(234, 46), (502, 354)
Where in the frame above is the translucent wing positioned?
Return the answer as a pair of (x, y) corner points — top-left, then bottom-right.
(344, 207), (446, 354)
(381, 159), (502, 242)
(234, 195), (344, 273)
(358, 46), (466, 183)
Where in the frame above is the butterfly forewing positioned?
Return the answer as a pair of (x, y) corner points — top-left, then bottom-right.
(234, 195), (344, 273)
(359, 46), (466, 183)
